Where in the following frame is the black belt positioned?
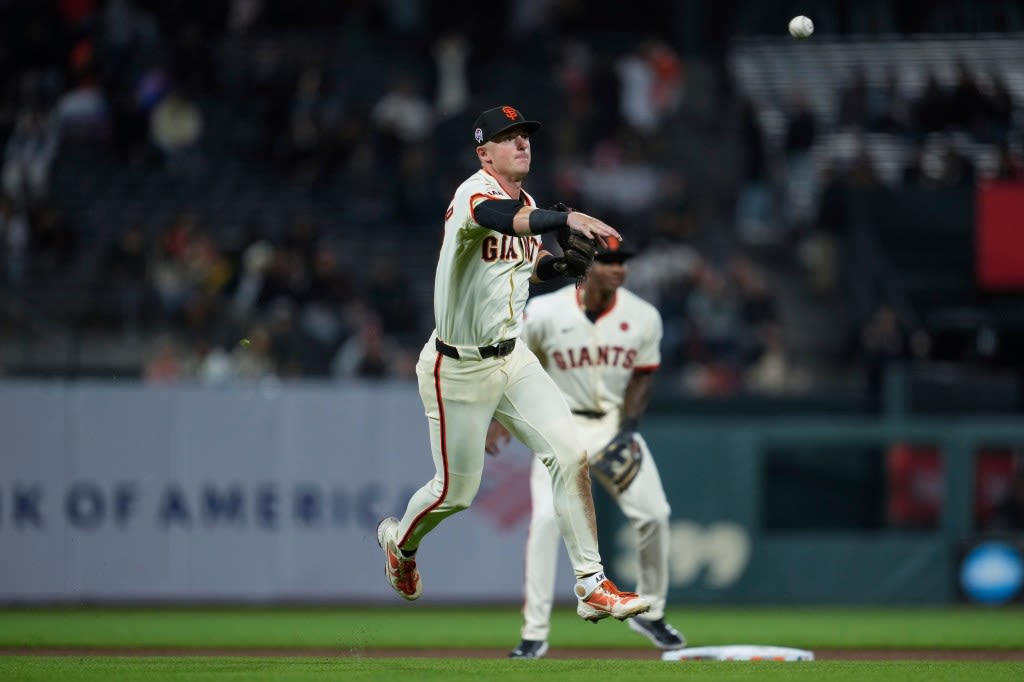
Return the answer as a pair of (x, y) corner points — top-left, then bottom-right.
(572, 410), (607, 419)
(436, 337), (516, 360)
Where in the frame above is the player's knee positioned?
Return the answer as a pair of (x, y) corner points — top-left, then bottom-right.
(531, 507), (559, 534)
(633, 513), (671, 537)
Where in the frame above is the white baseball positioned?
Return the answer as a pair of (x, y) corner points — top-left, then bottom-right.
(788, 15), (814, 39)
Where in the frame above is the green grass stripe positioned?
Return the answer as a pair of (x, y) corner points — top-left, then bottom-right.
(1, 606), (1023, 650)
(1, 657), (1023, 682)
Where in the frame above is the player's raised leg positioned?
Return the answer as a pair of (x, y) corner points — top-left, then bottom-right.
(378, 346), (501, 600)
(497, 347), (650, 621)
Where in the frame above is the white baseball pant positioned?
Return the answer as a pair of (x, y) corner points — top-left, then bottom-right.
(394, 334), (603, 579)
(520, 411), (672, 641)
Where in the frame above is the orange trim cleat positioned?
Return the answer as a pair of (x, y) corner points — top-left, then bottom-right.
(576, 577), (650, 622)
(377, 517), (422, 601)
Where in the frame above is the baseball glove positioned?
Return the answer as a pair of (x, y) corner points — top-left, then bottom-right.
(550, 203), (597, 279)
(589, 431), (643, 494)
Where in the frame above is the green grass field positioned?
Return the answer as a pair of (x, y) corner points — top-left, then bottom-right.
(2, 606), (1023, 681)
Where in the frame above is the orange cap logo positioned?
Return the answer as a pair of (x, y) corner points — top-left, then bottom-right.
(502, 106), (518, 121)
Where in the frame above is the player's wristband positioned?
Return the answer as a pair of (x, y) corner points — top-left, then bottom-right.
(528, 208), (570, 235)
(535, 254), (565, 281)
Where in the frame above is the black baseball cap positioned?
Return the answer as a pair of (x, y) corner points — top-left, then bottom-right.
(473, 106), (541, 145)
(594, 236), (636, 263)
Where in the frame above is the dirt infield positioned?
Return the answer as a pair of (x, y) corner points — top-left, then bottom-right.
(4, 647), (1024, 661)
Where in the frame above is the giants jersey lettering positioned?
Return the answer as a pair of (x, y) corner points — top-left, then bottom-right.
(434, 169), (542, 346)
(523, 284), (662, 414)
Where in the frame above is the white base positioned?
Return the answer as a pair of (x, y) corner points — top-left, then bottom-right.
(662, 645), (815, 662)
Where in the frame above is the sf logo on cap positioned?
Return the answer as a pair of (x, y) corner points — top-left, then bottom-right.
(502, 106), (518, 120)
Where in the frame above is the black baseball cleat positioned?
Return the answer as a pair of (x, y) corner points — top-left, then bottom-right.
(627, 617), (687, 650)
(508, 639), (549, 659)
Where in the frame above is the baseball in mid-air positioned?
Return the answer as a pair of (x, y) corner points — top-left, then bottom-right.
(788, 15), (814, 39)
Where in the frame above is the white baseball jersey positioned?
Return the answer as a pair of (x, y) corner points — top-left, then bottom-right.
(517, 282), (673, 639)
(522, 284), (662, 415)
(434, 169), (542, 347)
(393, 166), (607, 589)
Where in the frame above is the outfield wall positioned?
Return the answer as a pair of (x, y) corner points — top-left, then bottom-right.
(1, 381), (1021, 604)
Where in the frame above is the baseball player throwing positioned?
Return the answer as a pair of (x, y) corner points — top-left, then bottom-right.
(376, 105), (650, 624)
(488, 238), (686, 658)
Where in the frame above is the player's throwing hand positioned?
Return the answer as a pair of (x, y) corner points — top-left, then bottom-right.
(565, 211), (621, 249)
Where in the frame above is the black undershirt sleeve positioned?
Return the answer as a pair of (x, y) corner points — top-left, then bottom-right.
(474, 200), (572, 236)
(474, 199), (523, 235)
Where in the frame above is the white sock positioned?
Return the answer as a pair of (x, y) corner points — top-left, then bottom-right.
(574, 571), (607, 599)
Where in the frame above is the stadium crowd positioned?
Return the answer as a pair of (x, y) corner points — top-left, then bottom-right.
(1, 1), (1021, 403)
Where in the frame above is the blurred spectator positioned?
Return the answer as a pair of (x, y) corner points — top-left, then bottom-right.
(684, 261), (743, 368)
(283, 64), (343, 184)
(735, 97), (777, 244)
(230, 240), (274, 321)
(149, 88), (203, 174)
(800, 164), (844, 295)
(912, 70), (948, 135)
(330, 310), (401, 379)
(433, 33), (470, 119)
(266, 297), (308, 378)
(858, 304), (921, 412)
(902, 138), (973, 190)
(744, 324), (794, 395)
(869, 65), (914, 134)
(782, 89), (818, 227)
(56, 40), (111, 141)
(946, 59), (986, 134)
(196, 340), (234, 386)
(577, 134), (660, 229)
(2, 107), (60, 205)
(143, 333), (191, 383)
(730, 254), (779, 349)
(846, 141), (882, 189)
(150, 215), (199, 320)
(615, 40), (684, 137)
(0, 195), (30, 284)
(301, 242), (355, 349)
(836, 65), (869, 130)
(369, 76), (433, 156)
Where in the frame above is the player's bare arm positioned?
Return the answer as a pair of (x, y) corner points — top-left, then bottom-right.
(621, 369), (656, 431)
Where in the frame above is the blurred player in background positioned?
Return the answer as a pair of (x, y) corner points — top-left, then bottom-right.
(487, 238), (686, 658)
(377, 106), (650, 624)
